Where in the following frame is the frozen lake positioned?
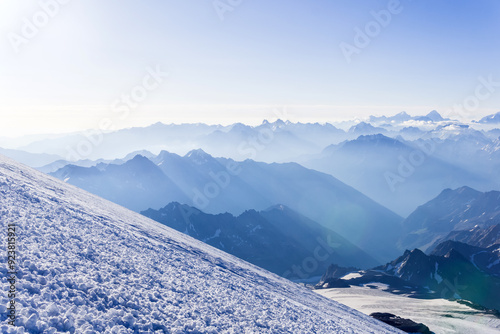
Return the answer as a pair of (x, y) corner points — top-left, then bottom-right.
(316, 285), (500, 334)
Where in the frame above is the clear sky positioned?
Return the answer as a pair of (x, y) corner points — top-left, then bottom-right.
(1, 0), (500, 136)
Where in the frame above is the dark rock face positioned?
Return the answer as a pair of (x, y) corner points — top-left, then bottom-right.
(370, 313), (432, 334)
(142, 202), (378, 278)
(430, 240), (500, 277)
(316, 242), (500, 311)
(316, 264), (359, 288)
(429, 224), (500, 250)
(400, 186), (500, 252)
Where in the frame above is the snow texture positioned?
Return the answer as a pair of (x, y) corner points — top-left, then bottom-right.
(0, 155), (402, 333)
(317, 286), (500, 334)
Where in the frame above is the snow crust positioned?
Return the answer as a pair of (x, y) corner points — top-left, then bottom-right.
(0, 155), (401, 333)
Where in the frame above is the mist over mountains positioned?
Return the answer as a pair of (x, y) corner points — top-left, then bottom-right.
(400, 186), (500, 252)
(3, 110), (500, 216)
(141, 202), (379, 278)
(316, 184), (500, 315)
(3, 109), (499, 269)
(49, 149), (404, 264)
(301, 134), (491, 216)
(3, 110), (500, 330)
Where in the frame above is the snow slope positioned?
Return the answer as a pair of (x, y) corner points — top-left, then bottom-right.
(0, 155), (401, 333)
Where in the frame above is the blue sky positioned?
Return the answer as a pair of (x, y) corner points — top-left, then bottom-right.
(1, 0), (500, 135)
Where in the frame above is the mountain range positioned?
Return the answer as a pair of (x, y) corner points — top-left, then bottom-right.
(317, 185), (500, 312)
(49, 150), (404, 263)
(0, 154), (401, 333)
(476, 111), (500, 124)
(141, 202), (380, 279)
(430, 224), (500, 250)
(301, 134), (492, 216)
(399, 186), (500, 252)
(0, 111), (494, 219)
(317, 244), (500, 312)
(1, 110), (499, 167)
(2, 111), (499, 220)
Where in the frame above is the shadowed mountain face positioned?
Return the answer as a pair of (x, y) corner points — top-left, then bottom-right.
(317, 244), (500, 312)
(142, 203), (380, 279)
(50, 155), (189, 211)
(348, 122), (387, 136)
(430, 241), (500, 277)
(428, 224), (500, 250)
(378, 247), (500, 311)
(399, 186), (500, 251)
(302, 134), (490, 216)
(478, 111), (500, 124)
(50, 150), (404, 263)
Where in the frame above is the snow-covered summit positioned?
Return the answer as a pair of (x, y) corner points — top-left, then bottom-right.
(0, 155), (401, 333)
(183, 149), (213, 165)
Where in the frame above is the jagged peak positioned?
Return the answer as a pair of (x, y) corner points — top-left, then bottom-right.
(127, 154), (152, 163)
(426, 110), (444, 121)
(436, 186), (481, 199)
(184, 149), (211, 158)
(264, 204), (290, 212)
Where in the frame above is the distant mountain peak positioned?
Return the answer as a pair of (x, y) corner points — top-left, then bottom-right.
(126, 154), (155, 167)
(455, 185), (478, 194)
(184, 148), (214, 165)
(261, 119), (289, 127)
(230, 122), (251, 130)
(405, 248), (427, 259)
(184, 149), (213, 164)
(390, 111), (412, 122)
(477, 111), (500, 124)
(352, 121), (372, 127)
(155, 202), (203, 216)
(264, 204), (289, 212)
(124, 150), (155, 160)
(355, 133), (393, 142)
(157, 149), (174, 157)
(348, 122), (386, 134)
(436, 186), (481, 200)
(426, 110), (444, 122)
(340, 134), (406, 151)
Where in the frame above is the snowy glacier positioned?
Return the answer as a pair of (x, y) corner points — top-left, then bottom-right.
(0, 155), (401, 333)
